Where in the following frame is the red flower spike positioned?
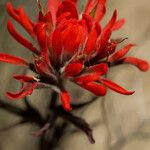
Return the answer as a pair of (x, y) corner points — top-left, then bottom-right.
(120, 57), (149, 72)
(100, 78), (134, 95)
(64, 62), (83, 77)
(0, 0), (148, 112)
(89, 63), (108, 75)
(6, 83), (37, 100)
(13, 75), (35, 83)
(112, 19), (125, 31)
(84, 82), (107, 96)
(59, 91), (71, 111)
(48, 0), (61, 24)
(7, 20), (40, 55)
(108, 44), (135, 63)
(0, 53), (29, 67)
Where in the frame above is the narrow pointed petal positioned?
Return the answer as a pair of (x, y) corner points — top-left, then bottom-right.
(7, 2), (34, 36)
(52, 28), (62, 63)
(120, 57), (149, 72)
(7, 20), (40, 55)
(6, 83), (37, 99)
(112, 19), (125, 31)
(75, 73), (100, 84)
(18, 6), (34, 36)
(96, 10), (117, 53)
(82, 14), (93, 32)
(100, 78), (134, 95)
(59, 91), (71, 111)
(84, 0), (98, 15)
(84, 82), (107, 96)
(6, 2), (20, 23)
(95, 29), (111, 54)
(103, 10), (117, 32)
(34, 23), (47, 50)
(0, 53), (29, 66)
(13, 75), (35, 82)
(48, 0), (61, 24)
(84, 27), (98, 56)
(108, 44), (135, 63)
(89, 63), (108, 75)
(64, 62), (83, 77)
(93, 0), (106, 22)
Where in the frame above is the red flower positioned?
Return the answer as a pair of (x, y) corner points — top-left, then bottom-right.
(0, 0), (149, 111)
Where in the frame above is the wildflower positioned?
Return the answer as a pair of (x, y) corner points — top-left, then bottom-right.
(0, 0), (149, 111)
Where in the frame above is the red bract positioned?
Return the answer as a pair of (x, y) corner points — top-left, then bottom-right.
(0, 0), (149, 111)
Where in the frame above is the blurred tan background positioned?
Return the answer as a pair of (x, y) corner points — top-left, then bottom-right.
(0, 0), (150, 150)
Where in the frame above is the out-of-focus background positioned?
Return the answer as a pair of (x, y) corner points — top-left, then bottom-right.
(0, 0), (150, 150)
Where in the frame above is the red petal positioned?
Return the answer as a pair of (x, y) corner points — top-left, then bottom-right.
(59, 91), (71, 111)
(6, 2), (20, 22)
(39, 11), (53, 23)
(89, 63), (108, 75)
(95, 29), (111, 54)
(82, 13), (93, 32)
(93, 0), (106, 22)
(84, 0), (98, 15)
(75, 73), (100, 84)
(56, 12), (71, 26)
(7, 2), (34, 36)
(112, 19), (125, 31)
(108, 44), (135, 63)
(7, 20), (40, 55)
(48, 0), (61, 24)
(84, 27), (98, 56)
(57, 0), (78, 19)
(17, 6), (34, 36)
(100, 78), (134, 95)
(84, 82), (107, 96)
(0, 53), (29, 66)
(95, 10), (117, 54)
(34, 23), (47, 50)
(52, 28), (62, 63)
(62, 24), (84, 55)
(103, 10), (117, 32)
(13, 75), (35, 82)
(64, 62), (83, 77)
(120, 57), (149, 72)
(6, 83), (37, 100)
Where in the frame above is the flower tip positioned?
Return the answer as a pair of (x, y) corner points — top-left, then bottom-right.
(6, 92), (16, 100)
(140, 61), (149, 72)
(60, 91), (71, 111)
(126, 91), (135, 95)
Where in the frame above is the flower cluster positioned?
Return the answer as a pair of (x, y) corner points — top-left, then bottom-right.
(0, 0), (149, 111)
